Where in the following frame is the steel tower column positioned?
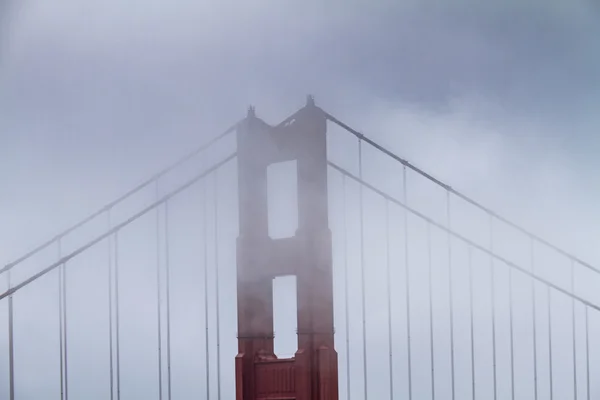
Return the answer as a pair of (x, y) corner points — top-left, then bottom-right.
(235, 97), (338, 400)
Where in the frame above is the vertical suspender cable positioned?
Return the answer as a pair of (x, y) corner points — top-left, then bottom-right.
(426, 222), (435, 400)
(61, 249), (69, 400)
(446, 192), (456, 400)
(585, 306), (590, 400)
(571, 260), (578, 400)
(115, 231), (121, 400)
(358, 139), (368, 399)
(107, 211), (115, 400)
(342, 175), (351, 400)
(402, 165), (413, 400)
(7, 270), (15, 400)
(203, 178), (210, 399)
(385, 200), (394, 400)
(490, 216), (498, 400)
(155, 183), (164, 400)
(58, 239), (65, 400)
(468, 246), (475, 400)
(214, 171), (222, 400)
(508, 263), (515, 400)
(548, 287), (554, 400)
(165, 201), (172, 400)
(530, 237), (538, 400)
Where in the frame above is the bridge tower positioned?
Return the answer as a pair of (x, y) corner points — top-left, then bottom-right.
(235, 97), (339, 400)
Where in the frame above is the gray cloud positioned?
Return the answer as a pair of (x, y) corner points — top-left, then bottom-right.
(1, 1), (600, 399)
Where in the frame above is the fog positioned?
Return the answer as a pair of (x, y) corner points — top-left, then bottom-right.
(1, 1), (599, 399)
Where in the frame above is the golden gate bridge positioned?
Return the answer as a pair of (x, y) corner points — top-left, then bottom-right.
(1, 97), (598, 399)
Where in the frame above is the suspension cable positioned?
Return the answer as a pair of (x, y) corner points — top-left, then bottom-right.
(385, 200), (394, 400)
(58, 239), (65, 400)
(342, 175), (351, 400)
(402, 165), (413, 400)
(490, 216), (498, 400)
(165, 200), (172, 400)
(155, 182), (164, 400)
(0, 124), (239, 277)
(1, 108), (305, 285)
(548, 287), (554, 400)
(7, 270), (15, 400)
(426, 222), (435, 400)
(107, 210), (115, 400)
(327, 161), (600, 311)
(60, 244), (70, 400)
(531, 237), (539, 400)
(323, 111), (599, 276)
(203, 176), (211, 399)
(571, 259), (578, 400)
(585, 306), (590, 400)
(358, 139), (368, 399)
(509, 262), (515, 400)
(115, 231), (121, 400)
(214, 171), (222, 400)
(0, 153), (236, 301)
(468, 245), (475, 400)
(446, 192), (456, 400)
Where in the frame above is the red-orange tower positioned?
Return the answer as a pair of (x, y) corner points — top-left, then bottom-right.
(235, 97), (338, 400)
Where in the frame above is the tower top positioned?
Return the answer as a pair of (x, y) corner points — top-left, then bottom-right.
(247, 105), (256, 118)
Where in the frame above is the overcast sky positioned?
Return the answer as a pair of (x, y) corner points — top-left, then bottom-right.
(1, 1), (600, 399)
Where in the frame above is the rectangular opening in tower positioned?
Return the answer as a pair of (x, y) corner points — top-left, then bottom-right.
(267, 160), (298, 239)
(273, 275), (297, 358)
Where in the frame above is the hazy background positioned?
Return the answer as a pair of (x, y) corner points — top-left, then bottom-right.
(1, 1), (600, 399)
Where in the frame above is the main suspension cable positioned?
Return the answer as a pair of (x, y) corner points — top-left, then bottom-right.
(324, 111), (599, 276)
(0, 124), (239, 277)
(0, 153), (236, 301)
(327, 161), (600, 311)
